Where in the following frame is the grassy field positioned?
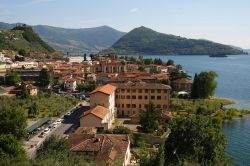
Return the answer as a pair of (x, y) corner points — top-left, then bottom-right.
(0, 92), (78, 119)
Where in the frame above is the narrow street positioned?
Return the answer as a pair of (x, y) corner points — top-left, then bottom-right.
(23, 102), (90, 159)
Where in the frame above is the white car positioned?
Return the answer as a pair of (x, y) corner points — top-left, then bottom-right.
(56, 119), (63, 124)
(43, 128), (50, 134)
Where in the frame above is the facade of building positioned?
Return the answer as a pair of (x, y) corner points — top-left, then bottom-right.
(64, 78), (77, 91)
(80, 84), (117, 130)
(112, 81), (171, 117)
(26, 84), (38, 96)
(80, 105), (112, 130)
(90, 60), (127, 74)
(172, 78), (193, 92)
(69, 133), (131, 166)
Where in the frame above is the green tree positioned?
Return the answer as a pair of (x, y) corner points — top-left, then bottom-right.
(77, 81), (96, 92)
(139, 103), (164, 134)
(191, 71), (218, 99)
(0, 134), (28, 165)
(5, 72), (21, 85)
(28, 102), (39, 118)
(18, 49), (27, 56)
(18, 83), (29, 99)
(166, 59), (174, 66)
(0, 107), (27, 140)
(38, 68), (51, 87)
(161, 79), (170, 85)
(35, 135), (93, 166)
(164, 115), (230, 166)
(84, 53), (87, 61)
(138, 65), (146, 72)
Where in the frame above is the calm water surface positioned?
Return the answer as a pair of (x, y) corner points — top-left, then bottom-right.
(124, 55), (250, 165)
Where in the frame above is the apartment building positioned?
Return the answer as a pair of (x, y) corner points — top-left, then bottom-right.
(112, 81), (171, 117)
(80, 84), (117, 130)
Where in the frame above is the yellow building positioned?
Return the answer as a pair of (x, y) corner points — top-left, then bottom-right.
(80, 84), (117, 130)
(112, 82), (171, 117)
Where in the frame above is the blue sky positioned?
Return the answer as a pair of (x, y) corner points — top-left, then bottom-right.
(0, 0), (249, 48)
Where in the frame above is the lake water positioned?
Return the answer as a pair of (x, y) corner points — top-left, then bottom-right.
(124, 55), (250, 165)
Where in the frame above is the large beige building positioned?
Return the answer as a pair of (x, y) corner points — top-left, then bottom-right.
(80, 84), (117, 130)
(112, 82), (171, 117)
(90, 60), (127, 74)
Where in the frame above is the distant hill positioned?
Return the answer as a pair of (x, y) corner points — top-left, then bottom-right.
(244, 49), (250, 54)
(104, 26), (246, 55)
(0, 22), (126, 53)
(0, 25), (55, 54)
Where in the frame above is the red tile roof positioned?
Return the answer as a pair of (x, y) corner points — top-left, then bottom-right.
(173, 78), (193, 84)
(69, 133), (130, 164)
(90, 84), (116, 95)
(81, 105), (109, 120)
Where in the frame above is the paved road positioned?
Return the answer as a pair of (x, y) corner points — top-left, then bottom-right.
(23, 102), (90, 159)
(52, 103), (90, 137)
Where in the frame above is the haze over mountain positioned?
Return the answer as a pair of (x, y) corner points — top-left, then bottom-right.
(0, 22), (125, 53)
(104, 26), (246, 55)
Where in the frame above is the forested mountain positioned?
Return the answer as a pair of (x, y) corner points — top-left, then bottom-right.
(104, 26), (246, 55)
(0, 25), (55, 54)
(0, 22), (125, 53)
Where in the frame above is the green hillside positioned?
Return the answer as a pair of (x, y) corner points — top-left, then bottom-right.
(0, 22), (125, 53)
(0, 25), (55, 55)
(105, 26), (246, 55)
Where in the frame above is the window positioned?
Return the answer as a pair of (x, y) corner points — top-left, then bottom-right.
(138, 96), (142, 99)
(139, 104), (142, 108)
(122, 104), (124, 108)
(144, 104), (148, 109)
(132, 104), (136, 108)
(116, 95), (118, 99)
(157, 96), (161, 100)
(126, 95), (130, 99)
(151, 89), (155, 93)
(127, 89), (130, 93)
(164, 90), (168, 93)
(144, 96), (148, 99)
(145, 89), (148, 93)
(121, 89), (125, 93)
(117, 89), (120, 93)
(151, 96), (155, 100)
(132, 95), (136, 99)
(128, 111), (130, 115)
(126, 104), (130, 108)
(157, 89), (161, 93)
(139, 89), (142, 93)
(132, 89), (136, 93)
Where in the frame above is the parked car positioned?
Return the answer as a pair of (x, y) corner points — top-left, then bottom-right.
(38, 132), (46, 138)
(43, 128), (50, 134)
(85, 97), (90, 102)
(56, 119), (63, 124)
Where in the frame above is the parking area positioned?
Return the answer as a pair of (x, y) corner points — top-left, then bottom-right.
(23, 101), (90, 159)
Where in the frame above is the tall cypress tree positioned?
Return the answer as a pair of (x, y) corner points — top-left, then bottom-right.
(191, 73), (198, 99)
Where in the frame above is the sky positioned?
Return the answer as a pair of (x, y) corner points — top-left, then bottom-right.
(0, 0), (250, 48)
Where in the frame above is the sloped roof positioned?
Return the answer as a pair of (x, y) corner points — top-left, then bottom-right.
(90, 84), (116, 95)
(69, 133), (129, 164)
(81, 105), (109, 120)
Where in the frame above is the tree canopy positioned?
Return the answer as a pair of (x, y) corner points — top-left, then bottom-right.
(191, 71), (218, 99)
(38, 68), (51, 87)
(164, 115), (230, 166)
(5, 72), (21, 85)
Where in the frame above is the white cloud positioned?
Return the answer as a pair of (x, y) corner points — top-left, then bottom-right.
(130, 8), (138, 13)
